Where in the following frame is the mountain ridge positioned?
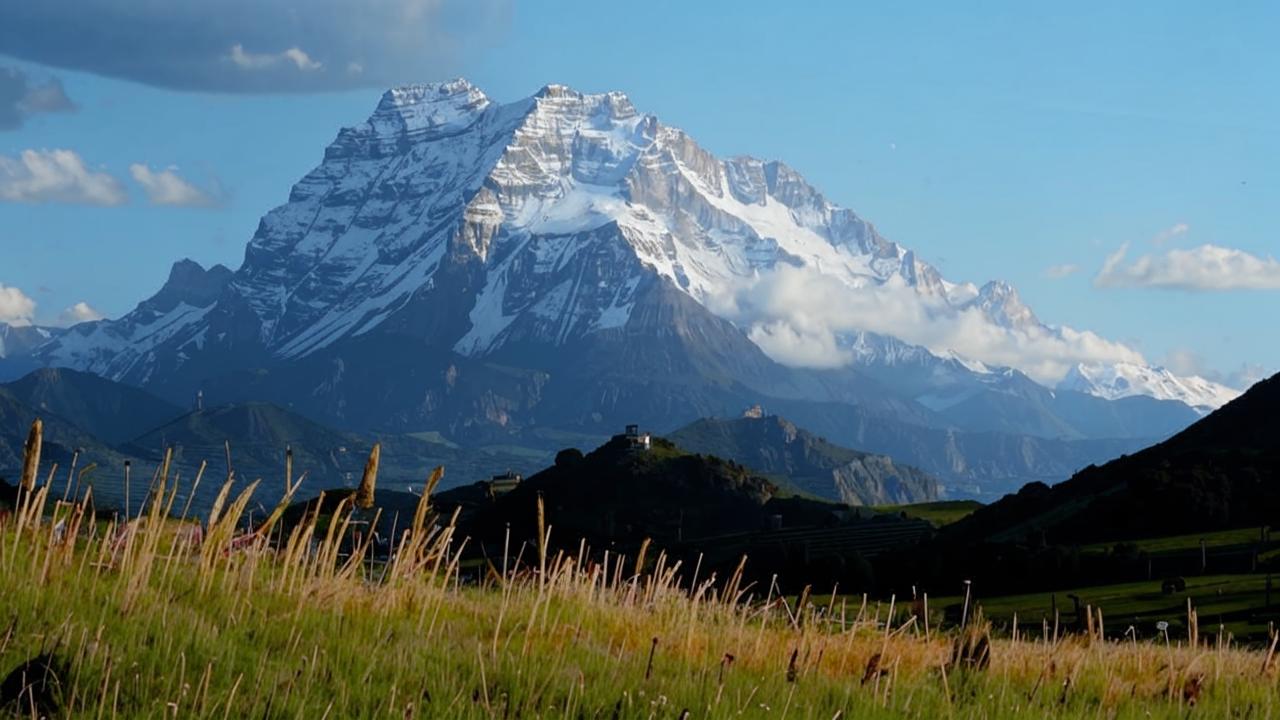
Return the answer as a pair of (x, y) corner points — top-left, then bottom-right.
(667, 414), (941, 506)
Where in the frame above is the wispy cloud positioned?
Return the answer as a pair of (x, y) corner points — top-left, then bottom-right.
(0, 1), (509, 92)
(0, 284), (36, 326)
(0, 65), (75, 131)
(1095, 243), (1280, 291)
(0, 148), (127, 206)
(129, 164), (221, 207)
(1044, 263), (1079, 279)
(1151, 222), (1189, 246)
(228, 44), (321, 72)
(1162, 348), (1273, 391)
(1225, 363), (1272, 390)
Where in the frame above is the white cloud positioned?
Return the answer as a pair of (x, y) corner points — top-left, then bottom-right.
(129, 164), (219, 207)
(1094, 243), (1280, 291)
(57, 301), (105, 326)
(228, 44), (322, 72)
(0, 148), (127, 206)
(711, 266), (1145, 384)
(1044, 263), (1079, 279)
(0, 284), (36, 326)
(1151, 222), (1189, 246)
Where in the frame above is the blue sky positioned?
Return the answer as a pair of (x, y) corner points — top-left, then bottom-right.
(0, 1), (1275, 386)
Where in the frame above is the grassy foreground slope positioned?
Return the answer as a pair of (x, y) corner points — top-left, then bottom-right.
(2, 456), (1280, 716)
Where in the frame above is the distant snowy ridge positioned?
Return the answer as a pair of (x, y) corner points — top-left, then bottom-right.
(1059, 362), (1241, 413)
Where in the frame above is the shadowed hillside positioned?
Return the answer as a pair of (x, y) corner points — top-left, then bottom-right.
(944, 372), (1280, 546)
(668, 414), (940, 505)
(2, 368), (183, 444)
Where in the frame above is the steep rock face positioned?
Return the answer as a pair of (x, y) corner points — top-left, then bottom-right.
(831, 456), (936, 506)
(669, 415), (941, 506)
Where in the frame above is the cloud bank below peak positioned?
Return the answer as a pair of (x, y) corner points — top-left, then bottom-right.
(710, 265), (1146, 385)
(0, 0), (509, 93)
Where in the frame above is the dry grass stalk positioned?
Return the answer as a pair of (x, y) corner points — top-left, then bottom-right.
(535, 492), (547, 584)
(355, 443), (380, 509)
(254, 461), (306, 543)
(20, 418), (43, 492)
(1188, 598), (1200, 648)
(199, 479), (261, 579)
(950, 608), (992, 672)
(1261, 629), (1278, 674)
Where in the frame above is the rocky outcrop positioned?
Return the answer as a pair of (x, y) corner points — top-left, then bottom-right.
(668, 415), (941, 506)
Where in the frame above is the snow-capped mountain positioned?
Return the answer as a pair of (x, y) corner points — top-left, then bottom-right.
(0, 323), (64, 381)
(17, 79), (1214, 495)
(1059, 362), (1240, 414)
(0, 323), (59, 360)
(41, 260), (233, 383)
(39, 81), (1118, 383)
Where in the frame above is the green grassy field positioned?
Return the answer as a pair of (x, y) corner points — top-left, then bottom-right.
(1081, 526), (1272, 554)
(5, 488), (1280, 718)
(936, 574), (1280, 644)
(874, 500), (983, 527)
(6, 431), (1280, 717)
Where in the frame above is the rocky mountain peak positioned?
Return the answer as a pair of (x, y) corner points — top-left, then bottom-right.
(375, 79), (490, 132)
(967, 280), (1039, 330)
(144, 260), (233, 314)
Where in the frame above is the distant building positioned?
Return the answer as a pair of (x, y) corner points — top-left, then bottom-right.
(486, 471), (523, 498)
(619, 424), (652, 451)
(742, 404), (765, 419)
